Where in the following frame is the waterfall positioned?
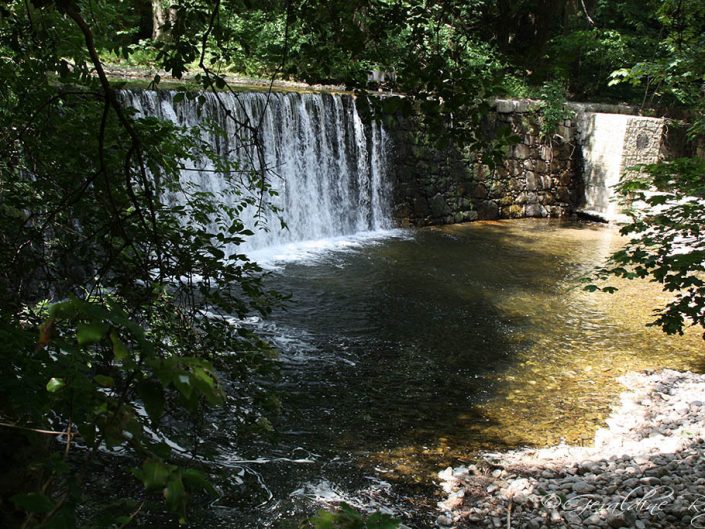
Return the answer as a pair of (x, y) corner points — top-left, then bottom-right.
(121, 90), (393, 254)
(576, 112), (664, 222)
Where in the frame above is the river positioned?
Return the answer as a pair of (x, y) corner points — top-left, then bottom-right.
(175, 219), (704, 528)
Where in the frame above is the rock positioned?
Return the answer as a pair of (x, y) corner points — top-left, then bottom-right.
(438, 466), (454, 481)
(564, 511), (581, 525)
(513, 492), (529, 505)
(436, 514), (453, 526)
(622, 477), (639, 488)
(572, 480), (596, 494)
(584, 513), (603, 525)
(429, 194), (451, 218)
(525, 172), (538, 191)
(525, 203), (546, 217)
(476, 200), (499, 220)
(512, 143), (531, 159)
(607, 510), (636, 528)
(494, 99), (515, 113)
(435, 370), (705, 529)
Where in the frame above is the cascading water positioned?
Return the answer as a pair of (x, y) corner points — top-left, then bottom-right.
(576, 113), (629, 221)
(122, 89), (393, 256)
(576, 111), (664, 222)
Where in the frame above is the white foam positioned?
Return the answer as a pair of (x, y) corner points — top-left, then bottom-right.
(248, 228), (410, 269)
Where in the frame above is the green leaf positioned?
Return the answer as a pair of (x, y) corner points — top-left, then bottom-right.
(191, 366), (222, 404)
(136, 380), (165, 423)
(110, 330), (130, 361)
(94, 375), (114, 388)
(172, 372), (193, 399)
(308, 510), (336, 529)
(11, 492), (55, 513)
(164, 473), (186, 515)
(182, 469), (218, 496)
(76, 322), (108, 345)
(367, 512), (401, 529)
(47, 377), (65, 393)
(139, 459), (172, 491)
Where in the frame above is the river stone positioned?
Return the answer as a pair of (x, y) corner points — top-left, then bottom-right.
(572, 480), (596, 494)
(564, 511), (581, 525)
(607, 510), (636, 528)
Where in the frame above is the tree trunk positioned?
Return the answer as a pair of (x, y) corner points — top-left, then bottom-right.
(151, 0), (176, 40)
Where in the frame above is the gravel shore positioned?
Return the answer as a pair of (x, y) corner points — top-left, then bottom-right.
(437, 370), (705, 528)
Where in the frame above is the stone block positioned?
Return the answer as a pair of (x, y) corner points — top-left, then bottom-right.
(525, 203), (547, 217)
(494, 167), (509, 178)
(550, 160), (565, 172)
(413, 195), (430, 217)
(509, 178), (524, 192)
(557, 186), (571, 203)
(494, 99), (515, 113)
(557, 125), (572, 140)
(502, 204), (524, 218)
(513, 143), (531, 159)
(462, 210), (479, 222)
(471, 183), (488, 199)
(430, 193), (452, 217)
(534, 160), (549, 173)
(549, 206), (564, 217)
(476, 200), (499, 220)
(509, 160), (524, 176)
(526, 172), (538, 191)
(540, 145), (553, 160)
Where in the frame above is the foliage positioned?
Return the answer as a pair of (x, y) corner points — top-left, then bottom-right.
(0, 0), (282, 526)
(583, 0), (705, 340)
(549, 28), (643, 100)
(537, 79), (573, 142)
(605, 0), (705, 109)
(587, 159), (705, 337)
(302, 503), (400, 529)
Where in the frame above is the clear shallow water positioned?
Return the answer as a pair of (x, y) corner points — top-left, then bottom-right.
(188, 219), (704, 528)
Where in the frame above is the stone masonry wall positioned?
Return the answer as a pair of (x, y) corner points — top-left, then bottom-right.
(383, 99), (578, 227)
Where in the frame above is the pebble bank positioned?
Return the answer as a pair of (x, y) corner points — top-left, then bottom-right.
(437, 370), (705, 528)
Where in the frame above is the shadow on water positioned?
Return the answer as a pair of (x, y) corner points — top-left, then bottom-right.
(145, 219), (704, 528)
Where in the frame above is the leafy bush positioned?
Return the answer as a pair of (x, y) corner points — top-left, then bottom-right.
(537, 79), (574, 142)
(588, 159), (705, 337)
(0, 1), (281, 526)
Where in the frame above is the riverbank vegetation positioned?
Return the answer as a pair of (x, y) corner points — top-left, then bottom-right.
(1, 1), (704, 527)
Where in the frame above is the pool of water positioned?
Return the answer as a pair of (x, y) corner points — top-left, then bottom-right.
(187, 219), (705, 528)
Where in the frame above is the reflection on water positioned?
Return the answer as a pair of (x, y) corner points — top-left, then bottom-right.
(194, 219), (705, 527)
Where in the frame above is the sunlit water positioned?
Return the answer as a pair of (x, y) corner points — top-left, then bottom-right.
(159, 219), (705, 527)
